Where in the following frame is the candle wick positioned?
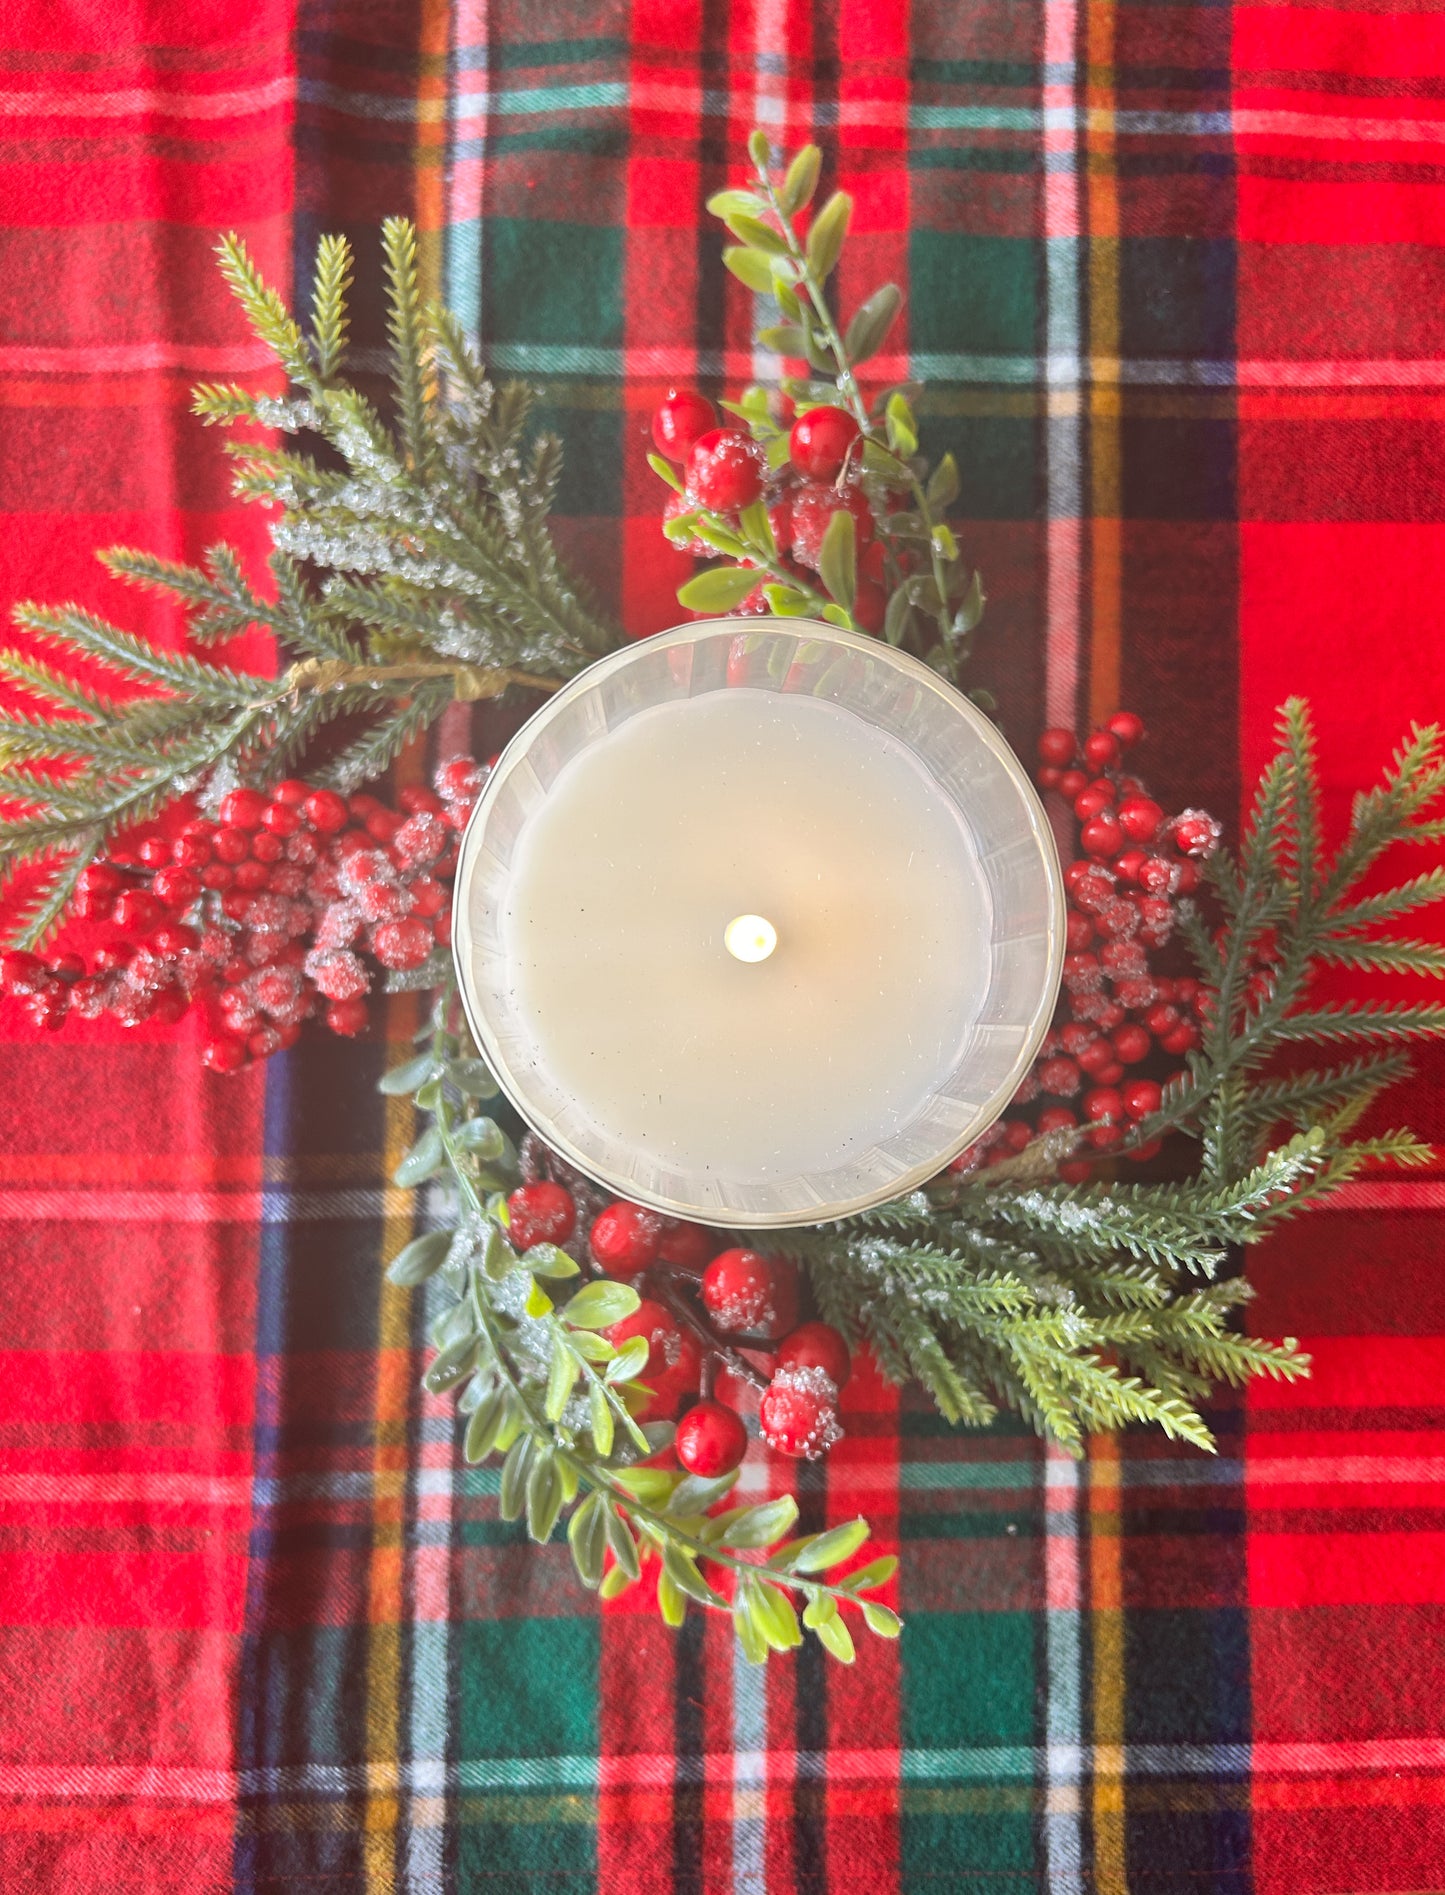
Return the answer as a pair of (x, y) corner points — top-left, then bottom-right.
(724, 914), (777, 964)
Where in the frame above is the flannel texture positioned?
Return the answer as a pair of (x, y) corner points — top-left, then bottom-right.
(1, 1), (1444, 1890)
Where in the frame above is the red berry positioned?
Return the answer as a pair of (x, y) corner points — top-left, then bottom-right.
(371, 918), (432, 970)
(1145, 1003), (1181, 1038)
(261, 802), (301, 836)
(1175, 860), (1202, 895)
(1065, 911), (1095, 952)
(112, 890), (162, 934)
(220, 788), (267, 830)
(270, 778), (309, 807)
(1161, 1023), (1199, 1056)
(325, 996), (369, 1036)
(1112, 847), (1148, 885)
(234, 861), (271, 892)
(851, 578), (887, 636)
(590, 1201), (664, 1277)
(788, 405), (861, 482)
(1117, 796), (1164, 844)
(1060, 1022), (1096, 1057)
(171, 834), (211, 870)
(1057, 768), (1089, 802)
(701, 1248), (779, 1335)
(1037, 1106), (1078, 1136)
(46, 952), (84, 984)
(302, 789), (349, 833)
(1123, 1079), (1162, 1119)
(1111, 1023), (1151, 1064)
(366, 809), (404, 845)
(1126, 1137), (1164, 1163)
(674, 1399), (748, 1477)
(1089, 1123), (1123, 1151)
(152, 867), (200, 910)
(604, 1298), (701, 1422)
(1037, 728), (1077, 768)
(776, 1320), (851, 1392)
(213, 826), (251, 865)
(406, 876), (448, 919)
(1108, 711), (1145, 748)
(651, 388), (717, 464)
(250, 831), (283, 865)
(685, 428), (763, 511)
(1037, 766), (1063, 792)
(507, 1181), (577, 1252)
(656, 1220), (716, 1271)
(202, 1034), (249, 1074)
(137, 837), (170, 869)
(1081, 813), (1123, 858)
(78, 864), (122, 898)
(1078, 1037), (1117, 1079)
(1058, 1159), (1092, 1184)
(399, 786), (445, 817)
(1083, 730), (1120, 770)
(759, 1366), (843, 1461)
(1073, 785), (1114, 824)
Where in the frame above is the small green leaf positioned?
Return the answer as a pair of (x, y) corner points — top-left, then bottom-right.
(706, 187), (767, 219)
(604, 1334), (650, 1383)
(953, 568), (986, 635)
(454, 1116), (504, 1157)
(545, 1340), (579, 1421)
(862, 1602), (903, 1638)
(763, 584), (810, 617)
(570, 1330), (614, 1363)
(968, 686), (998, 714)
(423, 1336), (477, 1395)
(805, 190), (851, 280)
(526, 1452), (564, 1542)
(724, 212), (788, 255)
(885, 390), (918, 459)
(723, 247), (776, 294)
(498, 1436), (532, 1520)
(433, 1299), (477, 1352)
(393, 1125), (444, 1187)
(840, 1554), (898, 1593)
(738, 498), (775, 555)
(481, 1223), (519, 1281)
(613, 1466), (678, 1505)
(378, 1051), (436, 1095)
(692, 516), (748, 556)
(750, 1580), (803, 1651)
(589, 1380), (615, 1457)
(843, 283), (901, 364)
(603, 1502), (641, 1581)
(802, 1591), (838, 1629)
(450, 1058), (498, 1097)
(775, 280), (803, 320)
(747, 128), (772, 169)
(525, 1279), (554, 1319)
(815, 1612), (856, 1662)
(818, 509), (856, 611)
(657, 1565), (687, 1627)
(647, 452), (683, 492)
(883, 585), (913, 647)
(564, 1280), (641, 1331)
(385, 1228), (451, 1287)
(931, 523), (958, 562)
(464, 1389), (505, 1463)
(721, 1495), (799, 1549)
(733, 1590), (768, 1665)
(791, 1518), (871, 1573)
(663, 1538), (725, 1606)
(926, 451), (960, 510)
(821, 603), (853, 628)
(599, 1561), (634, 1600)
(670, 1469), (739, 1516)
(779, 144), (822, 216)
(677, 565), (760, 613)
(568, 1492), (606, 1587)
(525, 1243), (581, 1279)
(764, 432), (793, 470)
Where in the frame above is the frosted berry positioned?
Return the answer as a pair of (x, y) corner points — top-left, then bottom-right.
(685, 428), (763, 511)
(788, 404), (861, 481)
(674, 1399), (748, 1477)
(1038, 1056), (1082, 1096)
(700, 1248), (778, 1334)
(789, 479), (873, 568)
(590, 1201), (664, 1276)
(776, 1320), (851, 1392)
(1170, 811), (1222, 858)
(507, 1181), (576, 1251)
(1, 950), (46, 995)
(604, 1298), (701, 1422)
(651, 388), (717, 464)
(435, 756), (484, 804)
(759, 1365), (843, 1461)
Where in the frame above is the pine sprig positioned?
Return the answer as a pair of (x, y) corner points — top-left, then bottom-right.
(0, 223), (621, 945)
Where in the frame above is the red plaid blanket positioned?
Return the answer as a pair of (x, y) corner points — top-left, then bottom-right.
(1, 3), (1444, 1890)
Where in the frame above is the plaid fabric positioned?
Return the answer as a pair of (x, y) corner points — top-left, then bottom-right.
(2, 2), (1444, 1890)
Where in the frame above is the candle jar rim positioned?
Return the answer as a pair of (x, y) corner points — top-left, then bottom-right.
(452, 618), (1065, 1227)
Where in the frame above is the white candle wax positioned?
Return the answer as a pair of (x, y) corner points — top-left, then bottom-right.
(496, 688), (991, 1182)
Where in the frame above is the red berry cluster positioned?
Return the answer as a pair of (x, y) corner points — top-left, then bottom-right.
(508, 1159), (853, 1475)
(652, 389), (890, 633)
(0, 757), (488, 1070)
(951, 712), (1221, 1185)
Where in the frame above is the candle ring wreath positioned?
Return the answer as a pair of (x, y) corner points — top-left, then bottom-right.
(3, 133), (1443, 1665)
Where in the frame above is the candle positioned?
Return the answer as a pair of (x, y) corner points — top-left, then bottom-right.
(455, 621), (1062, 1226)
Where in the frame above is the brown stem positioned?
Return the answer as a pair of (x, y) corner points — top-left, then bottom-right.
(650, 1268), (769, 1393)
